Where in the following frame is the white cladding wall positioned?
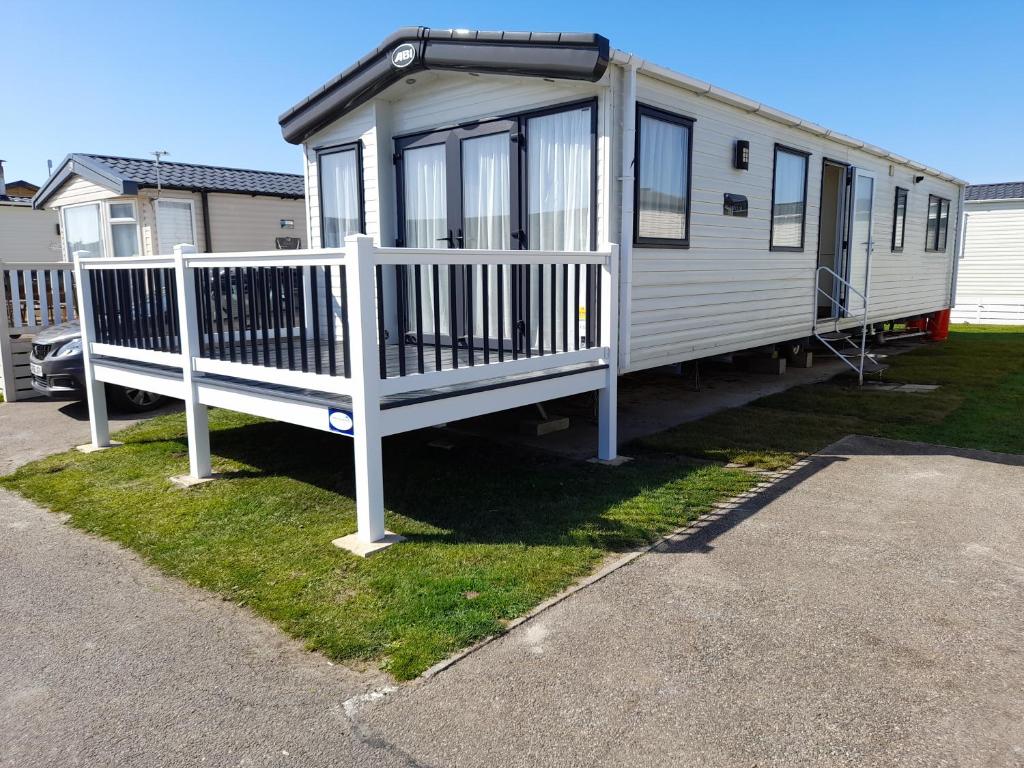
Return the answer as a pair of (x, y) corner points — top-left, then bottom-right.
(624, 71), (961, 370)
(205, 193), (307, 252)
(300, 64), (961, 372)
(952, 199), (1024, 324)
(0, 205), (62, 261)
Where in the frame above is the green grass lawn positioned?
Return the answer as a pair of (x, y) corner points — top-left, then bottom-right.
(637, 325), (1024, 469)
(2, 324), (1019, 679)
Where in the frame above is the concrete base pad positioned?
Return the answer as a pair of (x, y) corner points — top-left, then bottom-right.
(588, 455), (634, 467)
(332, 531), (406, 557)
(519, 417), (570, 436)
(76, 441), (123, 454)
(169, 473), (222, 489)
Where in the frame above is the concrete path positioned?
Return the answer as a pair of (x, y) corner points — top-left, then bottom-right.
(3, 397), (1023, 766)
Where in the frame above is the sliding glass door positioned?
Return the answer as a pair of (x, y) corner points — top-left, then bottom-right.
(396, 100), (595, 351)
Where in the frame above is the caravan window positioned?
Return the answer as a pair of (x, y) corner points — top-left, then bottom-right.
(926, 194), (950, 252)
(156, 199), (196, 254)
(891, 187), (908, 252)
(634, 105), (693, 247)
(318, 142), (364, 247)
(108, 201), (140, 258)
(770, 145), (810, 251)
(63, 203), (103, 259)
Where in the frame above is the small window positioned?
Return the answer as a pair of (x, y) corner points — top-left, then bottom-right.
(107, 200), (139, 258)
(926, 194), (951, 252)
(770, 145), (810, 251)
(63, 203), (103, 259)
(891, 187), (908, 252)
(634, 105), (694, 247)
(318, 143), (364, 248)
(156, 199), (196, 254)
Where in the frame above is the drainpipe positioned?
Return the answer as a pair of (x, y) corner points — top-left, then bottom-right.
(200, 191), (213, 253)
(949, 185), (967, 309)
(617, 56), (638, 371)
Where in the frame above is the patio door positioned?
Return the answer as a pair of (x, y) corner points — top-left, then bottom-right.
(843, 167), (875, 315)
(397, 119), (516, 346)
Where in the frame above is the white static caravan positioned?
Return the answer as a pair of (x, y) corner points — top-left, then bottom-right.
(71, 28), (965, 553)
(952, 182), (1024, 325)
(284, 28), (966, 376)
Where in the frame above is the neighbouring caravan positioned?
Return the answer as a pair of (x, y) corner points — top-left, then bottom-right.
(281, 27), (966, 374)
(32, 154), (308, 260)
(952, 182), (1024, 325)
(0, 164), (60, 262)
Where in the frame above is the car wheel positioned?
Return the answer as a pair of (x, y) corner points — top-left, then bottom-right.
(109, 386), (165, 413)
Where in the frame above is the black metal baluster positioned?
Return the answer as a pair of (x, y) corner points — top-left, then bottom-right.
(310, 266), (322, 375)
(466, 265), (474, 366)
(448, 264), (458, 369)
(204, 268), (217, 358)
(151, 269), (164, 350)
(585, 264), (593, 349)
(595, 264), (602, 347)
(510, 265), (518, 361)
(574, 264), (581, 351)
(375, 265), (386, 378)
(561, 263), (568, 354)
(284, 267), (295, 370)
(271, 268), (283, 368)
(168, 269), (181, 353)
(225, 267), (236, 362)
(537, 265), (544, 356)
(132, 269), (146, 348)
(339, 266), (351, 378)
(414, 264), (424, 374)
(236, 267), (248, 364)
(550, 264), (557, 354)
(396, 266), (406, 377)
(431, 265), (441, 372)
(496, 263), (504, 363)
(246, 267), (258, 364)
(258, 268), (271, 367)
(524, 265), (531, 358)
(297, 267), (308, 372)
(324, 265), (336, 376)
(481, 264), (490, 365)
(211, 267), (224, 360)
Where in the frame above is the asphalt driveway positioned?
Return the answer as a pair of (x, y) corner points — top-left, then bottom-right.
(2, 398), (1022, 767)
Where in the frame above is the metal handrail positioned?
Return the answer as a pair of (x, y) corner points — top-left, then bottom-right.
(813, 265), (872, 385)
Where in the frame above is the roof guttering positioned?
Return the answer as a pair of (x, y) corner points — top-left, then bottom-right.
(32, 154), (138, 209)
(279, 27), (610, 145)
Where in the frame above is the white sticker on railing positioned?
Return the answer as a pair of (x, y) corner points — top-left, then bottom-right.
(328, 408), (354, 436)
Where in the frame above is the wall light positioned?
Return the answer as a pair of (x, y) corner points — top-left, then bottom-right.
(733, 140), (750, 170)
(914, 175), (924, 184)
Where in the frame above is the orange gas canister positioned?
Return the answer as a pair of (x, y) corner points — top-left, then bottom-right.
(930, 309), (951, 341)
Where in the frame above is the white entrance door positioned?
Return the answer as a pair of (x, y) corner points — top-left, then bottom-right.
(845, 168), (875, 315)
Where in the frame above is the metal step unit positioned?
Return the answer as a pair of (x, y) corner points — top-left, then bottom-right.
(812, 266), (877, 385)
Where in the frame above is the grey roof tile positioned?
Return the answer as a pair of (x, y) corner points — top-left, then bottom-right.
(965, 182), (1024, 201)
(81, 154), (304, 198)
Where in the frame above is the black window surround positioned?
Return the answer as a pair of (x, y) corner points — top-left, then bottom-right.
(633, 104), (695, 249)
(769, 143), (811, 253)
(925, 194), (951, 252)
(315, 140), (366, 246)
(393, 97), (598, 251)
(891, 186), (908, 252)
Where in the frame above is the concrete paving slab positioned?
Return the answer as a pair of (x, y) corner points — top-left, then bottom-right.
(356, 436), (1024, 767)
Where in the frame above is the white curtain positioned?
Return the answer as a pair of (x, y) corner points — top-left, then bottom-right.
(771, 151), (807, 248)
(637, 115), (687, 240)
(156, 200), (195, 255)
(321, 149), (360, 247)
(526, 107), (592, 351)
(403, 144), (451, 338)
(463, 132), (514, 344)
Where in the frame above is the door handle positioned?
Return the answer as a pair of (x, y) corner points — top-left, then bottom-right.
(455, 228), (465, 248)
(436, 230), (455, 248)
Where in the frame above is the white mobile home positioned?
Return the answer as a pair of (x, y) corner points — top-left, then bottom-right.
(952, 182), (1024, 325)
(64, 28), (965, 553)
(0, 165), (60, 262)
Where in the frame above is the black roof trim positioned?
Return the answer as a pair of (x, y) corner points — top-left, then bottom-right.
(279, 27), (610, 145)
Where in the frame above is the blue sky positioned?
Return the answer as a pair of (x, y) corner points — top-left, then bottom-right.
(3, 0), (1022, 186)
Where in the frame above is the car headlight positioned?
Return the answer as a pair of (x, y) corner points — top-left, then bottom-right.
(52, 338), (83, 358)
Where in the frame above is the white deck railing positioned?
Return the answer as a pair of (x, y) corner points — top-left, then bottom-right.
(1, 260), (78, 401)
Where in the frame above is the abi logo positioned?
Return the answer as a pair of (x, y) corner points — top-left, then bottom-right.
(328, 408), (354, 435)
(391, 43), (416, 69)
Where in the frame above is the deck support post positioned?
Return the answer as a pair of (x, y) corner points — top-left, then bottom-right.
(73, 254), (110, 448)
(337, 234), (400, 553)
(174, 245), (211, 479)
(597, 244), (620, 462)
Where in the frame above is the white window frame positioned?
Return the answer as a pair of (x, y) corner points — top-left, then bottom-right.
(106, 200), (141, 258)
(61, 201), (106, 261)
(155, 197), (199, 254)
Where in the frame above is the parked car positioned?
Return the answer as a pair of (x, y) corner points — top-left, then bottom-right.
(29, 322), (165, 411)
